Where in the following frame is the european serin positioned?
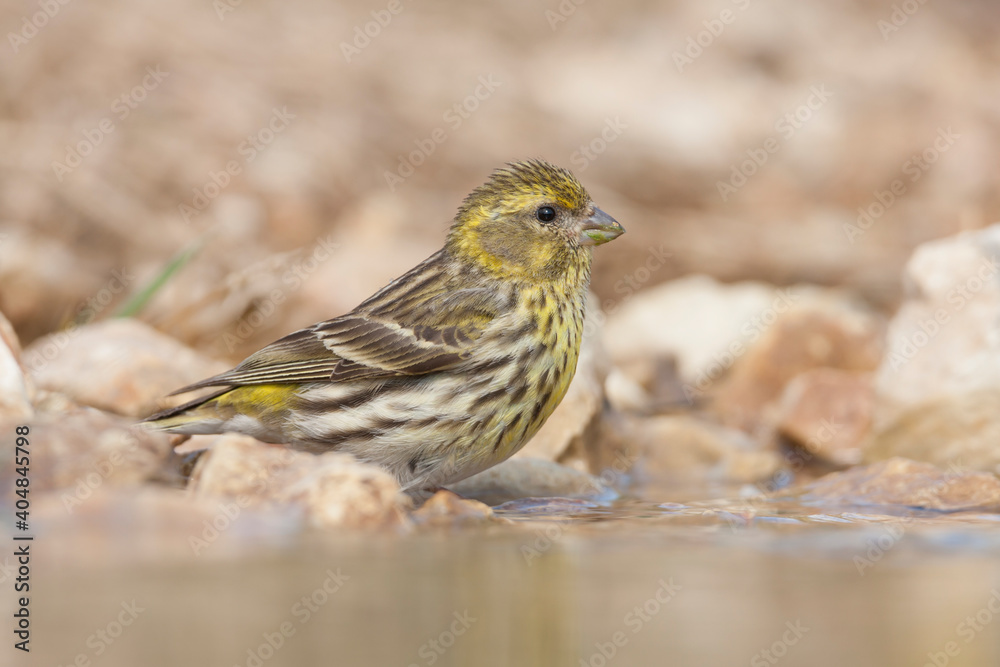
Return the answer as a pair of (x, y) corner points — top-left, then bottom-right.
(144, 159), (624, 495)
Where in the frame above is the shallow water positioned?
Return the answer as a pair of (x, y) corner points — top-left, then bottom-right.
(23, 494), (1000, 667)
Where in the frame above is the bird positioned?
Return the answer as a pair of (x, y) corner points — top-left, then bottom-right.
(144, 159), (624, 496)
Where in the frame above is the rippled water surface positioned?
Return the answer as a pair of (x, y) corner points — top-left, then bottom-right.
(26, 492), (1000, 667)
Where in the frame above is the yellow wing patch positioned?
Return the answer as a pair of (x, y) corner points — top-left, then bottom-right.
(215, 384), (298, 418)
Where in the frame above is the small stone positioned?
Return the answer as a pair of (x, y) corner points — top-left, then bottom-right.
(189, 435), (412, 529)
(711, 295), (884, 433)
(605, 357), (689, 414)
(4, 408), (172, 496)
(776, 369), (873, 466)
(604, 366), (654, 414)
(448, 457), (615, 506)
(865, 389), (1000, 474)
(798, 458), (1000, 511)
(0, 308), (32, 421)
(187, 434), (305, 496)
(411, 491), (502, 526)
(24, 318), (228, 418)
(282, 456), (412, 530)
(627, 414), (782, 486)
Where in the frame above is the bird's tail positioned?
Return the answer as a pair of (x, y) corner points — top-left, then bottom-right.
(141, 387), (233, 435)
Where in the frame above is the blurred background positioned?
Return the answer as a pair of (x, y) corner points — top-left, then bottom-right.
(3, 0), (999, 357)
(5, 1), (1000, 666)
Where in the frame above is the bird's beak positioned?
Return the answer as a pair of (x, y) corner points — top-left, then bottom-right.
(578, 207), (625, 246)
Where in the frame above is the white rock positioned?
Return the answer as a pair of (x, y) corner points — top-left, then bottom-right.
(603, 274), (798, 383)
(873, 224), (1000, 426)
(866, 225), (1000, 472)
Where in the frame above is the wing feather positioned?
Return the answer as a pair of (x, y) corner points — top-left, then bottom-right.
(169, 257), (513, 394)
(168, 328), (340, 394)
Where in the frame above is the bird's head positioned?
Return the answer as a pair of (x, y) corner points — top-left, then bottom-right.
(446, 160), (624, 281)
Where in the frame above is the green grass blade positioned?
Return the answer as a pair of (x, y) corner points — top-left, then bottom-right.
(115, 241), (203, 318)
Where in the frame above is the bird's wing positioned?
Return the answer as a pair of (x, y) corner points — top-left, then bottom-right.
(169, 285), (507, 394)
(319, 282), (509, 381)
(168, 328), (344, 394)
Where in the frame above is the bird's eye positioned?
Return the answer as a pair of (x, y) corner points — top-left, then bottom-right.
(536, 206), (556, 223)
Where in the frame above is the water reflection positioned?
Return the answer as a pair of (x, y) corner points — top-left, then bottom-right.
(30, 494), (1000, 667)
